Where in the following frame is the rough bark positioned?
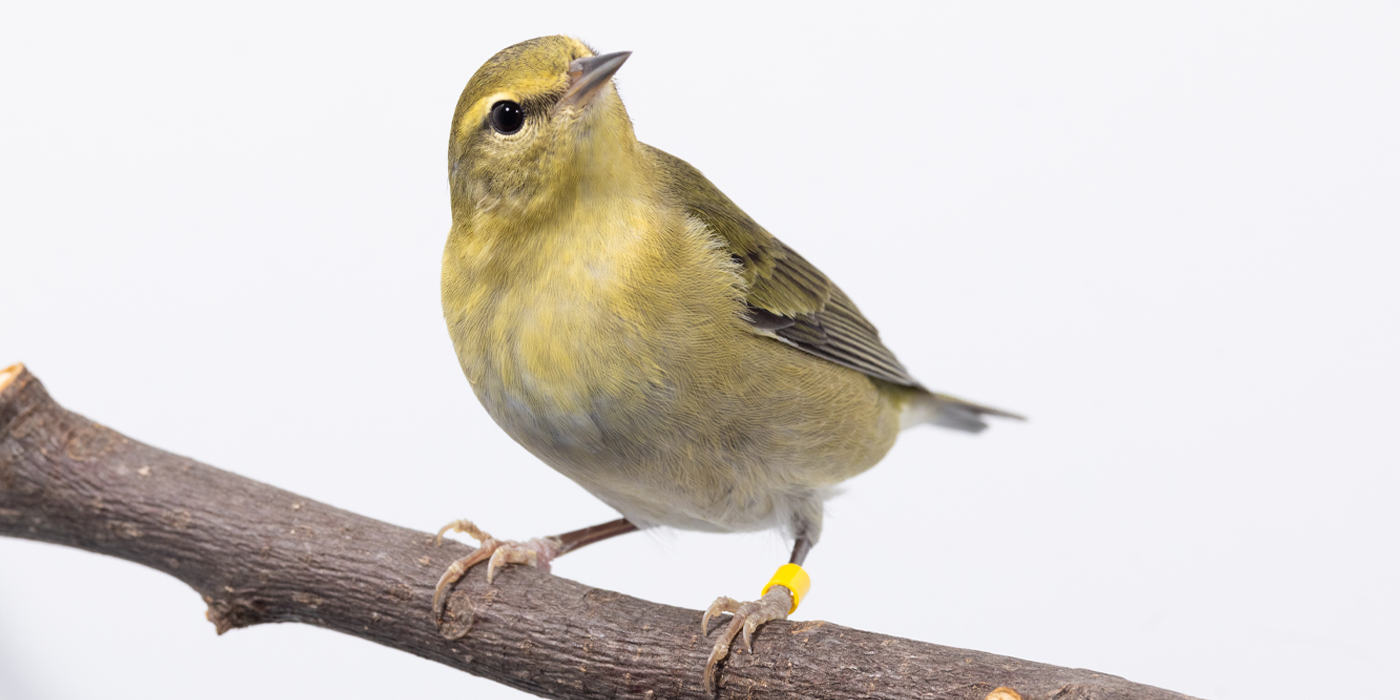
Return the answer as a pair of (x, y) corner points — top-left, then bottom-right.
(0, 364), (1199, 700)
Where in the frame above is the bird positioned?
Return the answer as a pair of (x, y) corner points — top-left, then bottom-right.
(434, 35), (1021, 692)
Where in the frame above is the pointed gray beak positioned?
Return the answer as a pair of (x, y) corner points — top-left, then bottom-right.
(557, 51), (631, 111)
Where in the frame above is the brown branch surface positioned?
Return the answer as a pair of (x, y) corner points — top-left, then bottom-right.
(0, 364), (1199, 700)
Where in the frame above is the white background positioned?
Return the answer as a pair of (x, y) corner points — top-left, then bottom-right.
(2, 3), (1397, 699)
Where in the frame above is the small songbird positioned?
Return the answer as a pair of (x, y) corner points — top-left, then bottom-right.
(434, 35), (1021, 691)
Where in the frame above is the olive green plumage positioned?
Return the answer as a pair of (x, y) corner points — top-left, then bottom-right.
(441, 36), (1018, 542)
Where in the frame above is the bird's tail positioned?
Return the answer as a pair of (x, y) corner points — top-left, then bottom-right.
(901, 391), (1025, 433)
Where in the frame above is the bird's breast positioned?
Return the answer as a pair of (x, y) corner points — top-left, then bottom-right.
(442, 209), (742, 457)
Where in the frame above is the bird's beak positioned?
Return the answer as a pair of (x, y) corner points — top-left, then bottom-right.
(557, 51), (631, 112)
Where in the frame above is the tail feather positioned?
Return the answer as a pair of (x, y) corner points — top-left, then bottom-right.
(901, 392), (1025, 433)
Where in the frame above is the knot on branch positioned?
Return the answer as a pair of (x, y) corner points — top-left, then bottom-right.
(437, 589), (478, 640)
(205, 591), (271, 635)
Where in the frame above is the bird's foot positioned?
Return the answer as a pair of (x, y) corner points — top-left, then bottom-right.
(430, 518), (563, 622)
(701, 585), (794, 693)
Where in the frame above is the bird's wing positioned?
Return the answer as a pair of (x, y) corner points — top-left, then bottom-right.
(646, 144), (920, 388)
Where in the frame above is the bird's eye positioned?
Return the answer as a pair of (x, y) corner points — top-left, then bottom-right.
(489, 101), (526, 135)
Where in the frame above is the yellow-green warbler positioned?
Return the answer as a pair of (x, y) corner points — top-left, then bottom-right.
(433, 35), (1021, 691)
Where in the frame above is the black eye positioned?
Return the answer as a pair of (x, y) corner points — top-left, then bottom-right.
(489, 101), (525, 134)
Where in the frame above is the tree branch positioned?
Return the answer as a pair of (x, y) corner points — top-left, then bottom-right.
(0, 364), (1198, 700)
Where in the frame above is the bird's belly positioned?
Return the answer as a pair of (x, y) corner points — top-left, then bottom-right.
(466, 316), (902, 536)
(483, 384), (806, 534)
(469, 319), (770, 531)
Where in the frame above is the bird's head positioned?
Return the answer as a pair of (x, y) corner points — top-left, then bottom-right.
(448, 36), (636, 225)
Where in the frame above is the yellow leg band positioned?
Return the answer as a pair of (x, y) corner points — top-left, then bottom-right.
(760, 563), (811, 615)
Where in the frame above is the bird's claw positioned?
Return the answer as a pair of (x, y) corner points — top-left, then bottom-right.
(435, 518), (493, 546)
(701, 596), (740, 637)
(430, 518), (562, 624)
(701, 586), (793, 693)
(484, 538), (554, 582)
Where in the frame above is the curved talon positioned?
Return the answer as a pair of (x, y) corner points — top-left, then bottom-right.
(430, 545), (496, 620)
(702, 596), (740, 636)
(487, 547), (507, 583)
(702, 629), (732, 693)
(701, 586), (793, 693)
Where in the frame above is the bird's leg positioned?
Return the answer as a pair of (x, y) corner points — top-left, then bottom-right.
(701, 533), (814, 693)
(431, 517), (637, 621)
